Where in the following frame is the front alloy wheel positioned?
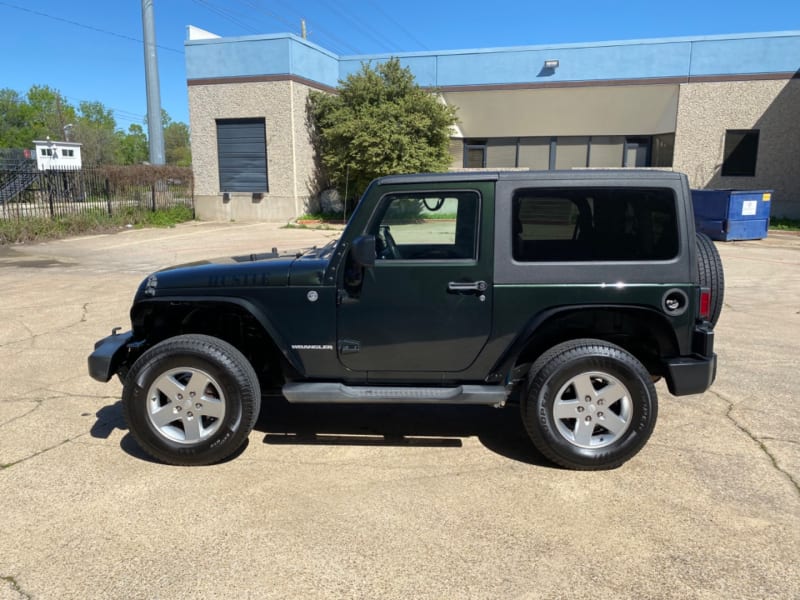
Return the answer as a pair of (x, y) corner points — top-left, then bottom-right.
(146, 367), (227, 444)
(123, 334), (261, 466)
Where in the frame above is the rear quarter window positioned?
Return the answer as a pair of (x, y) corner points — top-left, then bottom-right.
(512, 187), (678, 262)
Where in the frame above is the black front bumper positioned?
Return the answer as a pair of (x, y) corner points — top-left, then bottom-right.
(663, 326), (717, 396)
(88, 330), (134, 382)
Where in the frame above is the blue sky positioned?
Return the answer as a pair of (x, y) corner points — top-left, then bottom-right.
(0, 0), (798, 133)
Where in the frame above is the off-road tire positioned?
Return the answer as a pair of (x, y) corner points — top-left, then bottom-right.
(521, 339), (657, 470)
(123, 334), (261, 466)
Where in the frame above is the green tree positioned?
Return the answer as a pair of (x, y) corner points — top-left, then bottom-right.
(0, 85), (76, 147)
(115, 123), (149, 165)
(141, 110), (191, 165)
(26, 85), (76, 141)
(0, 88), (35, 148)
(310, 58), (458, 199)
(72, 100), (118, 166)
(164, 121), (191, 166)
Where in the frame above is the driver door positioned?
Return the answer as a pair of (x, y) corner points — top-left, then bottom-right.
(336, 187), (493, 375)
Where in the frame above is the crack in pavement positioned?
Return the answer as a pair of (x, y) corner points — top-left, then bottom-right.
(0, 402), (42, 429)
(0, 304), (92, 349)
(38, 388), (120, 401)
(758, 436), (800, 447)
(0, 390), (120, 432)
(710, 389), (800, 497)
(0, 575), (32, 600)
(0, 433), (88, 470)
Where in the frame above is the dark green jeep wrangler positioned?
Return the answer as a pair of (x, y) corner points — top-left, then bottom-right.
(89, 170), (721, 470)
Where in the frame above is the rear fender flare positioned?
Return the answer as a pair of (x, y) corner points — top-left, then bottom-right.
(491, 304), (679, 380)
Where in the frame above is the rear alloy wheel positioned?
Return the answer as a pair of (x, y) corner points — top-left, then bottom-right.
(522, 339), (657, 470)
(123, 334), (261, 466)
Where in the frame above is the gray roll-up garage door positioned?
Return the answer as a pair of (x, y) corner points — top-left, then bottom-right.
(216, 118), (268, 192)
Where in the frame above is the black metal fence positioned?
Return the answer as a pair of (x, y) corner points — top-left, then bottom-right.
(0, 165), (194, 221)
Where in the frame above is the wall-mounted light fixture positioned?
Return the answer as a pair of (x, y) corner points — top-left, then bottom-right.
(544, 59), (559, 69)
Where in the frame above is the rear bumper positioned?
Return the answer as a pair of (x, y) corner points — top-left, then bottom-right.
(664, 326), (717, 396)
(88, 330), (133, 382)
(664, 353), (717, 396)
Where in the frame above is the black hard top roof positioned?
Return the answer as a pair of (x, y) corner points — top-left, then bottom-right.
(377, 169), (684, 185)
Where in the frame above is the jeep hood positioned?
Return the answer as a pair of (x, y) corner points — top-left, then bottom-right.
(135, 246), (333, 298)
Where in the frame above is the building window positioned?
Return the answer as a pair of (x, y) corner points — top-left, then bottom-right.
(486, 139), (517, 168)
(588, 136), (625, 168)
(651, 133), (675, 167)
(555, 137), (590, 169)
(459, 134), (674, 171)
(62, 149), (74, 157)
(463, 141), (486, 168)
(722, 129), (759, 177)
(624, 137), (650, 167)
(216, 118), (268, 192)
(518, 137), (550, 170)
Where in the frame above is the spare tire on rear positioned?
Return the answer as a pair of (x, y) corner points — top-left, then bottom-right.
(695, 232), (724, 326)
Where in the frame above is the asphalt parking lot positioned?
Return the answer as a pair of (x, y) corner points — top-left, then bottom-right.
(0, 222), (798, 599)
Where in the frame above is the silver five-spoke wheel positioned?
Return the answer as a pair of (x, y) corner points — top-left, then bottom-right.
(146, 367), (226, 444)
(123, 335), (260, 466)
(522, 339), (657, 470)
(552, 371), (632, 449)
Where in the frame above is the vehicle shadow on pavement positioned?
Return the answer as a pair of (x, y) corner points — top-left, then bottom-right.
(257, 397), (551, 467)
(90, 398), (549, 467)
(90, 401), (157, 463)
(90, 401), (250, 465)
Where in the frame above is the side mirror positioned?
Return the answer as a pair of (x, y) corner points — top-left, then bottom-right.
(351, 234), (375, 268)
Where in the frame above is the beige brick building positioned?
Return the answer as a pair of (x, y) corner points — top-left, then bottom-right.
(185, 28), (800, 220)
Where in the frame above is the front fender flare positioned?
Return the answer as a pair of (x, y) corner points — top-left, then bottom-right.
(133, 296), (306, 376)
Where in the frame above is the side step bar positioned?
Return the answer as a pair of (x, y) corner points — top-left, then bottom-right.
(282, 383), (509, 407)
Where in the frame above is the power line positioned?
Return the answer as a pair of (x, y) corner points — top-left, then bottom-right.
(227, 0), (298, 33)
(234, 0), (364, 55)
(190, 0), (260, 35)
(0, 0), (183, 54)
(364, 1), (430, 51)
(317, 0), (401, 53)
(4, 90), (148, 125)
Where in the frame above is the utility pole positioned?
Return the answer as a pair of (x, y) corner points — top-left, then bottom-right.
(301, 19), (307, 39)
(142, 0), (165, 164)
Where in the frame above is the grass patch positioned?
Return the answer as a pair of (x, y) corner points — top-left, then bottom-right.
(297, 212), (349, 223)
(419, 212), (457, 220)
(282, 222), (337, 230)
(298, 212), (340, 220)
(769, 217), (800, 231)
(0, 205), (194, 245)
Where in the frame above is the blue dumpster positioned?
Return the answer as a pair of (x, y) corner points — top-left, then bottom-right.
(690, 189), (772, 241)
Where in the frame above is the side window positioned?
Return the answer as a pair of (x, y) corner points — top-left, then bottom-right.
(722, 129), (759, 176)
(513, 187), (678, 262)
(373, 191), (479, 261)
